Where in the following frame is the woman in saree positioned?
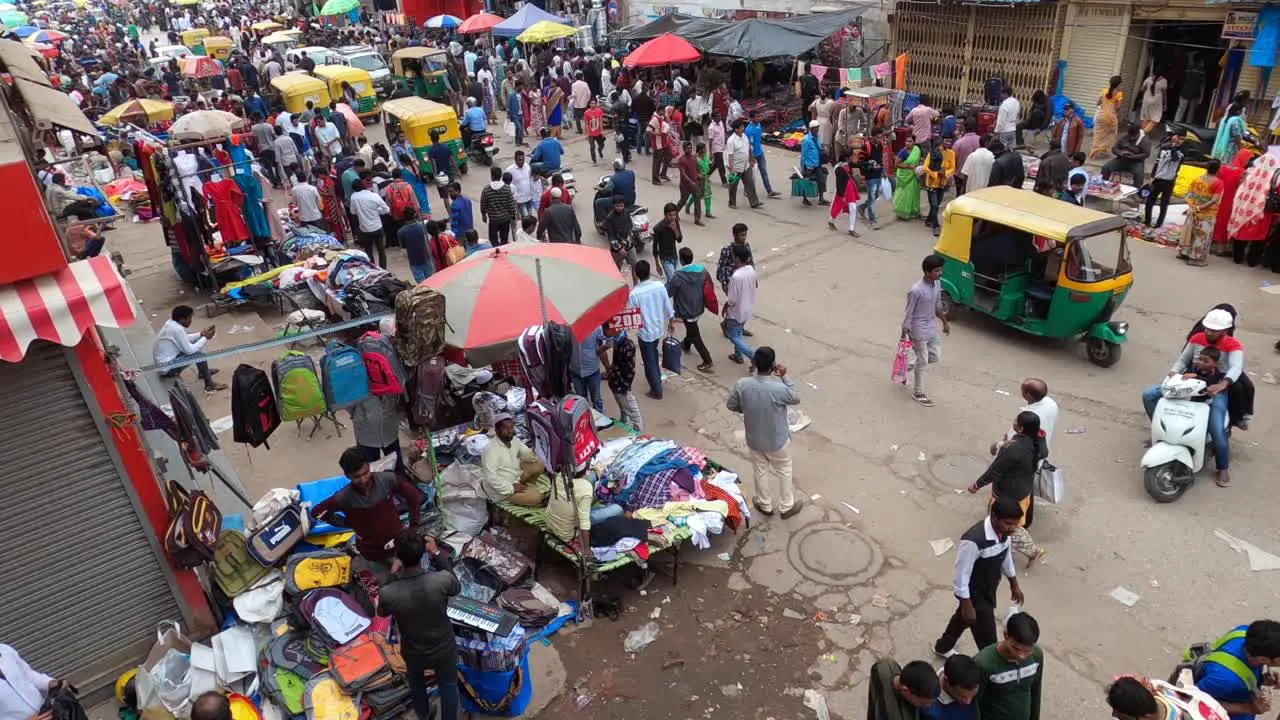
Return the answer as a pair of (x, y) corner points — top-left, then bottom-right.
(525, 75), (546, 134)
(1177, 160), (1223, 266)
(396, 149), (433, 218)
(1211, 104), (1246, 162)
(1227, 152), (1280, 268)
(1090, 75), (1124, 160)
(545, 76), (565, 138)
(316, 162), (347, 243)
(1211, 148), (1252, 257)
(893, 137), (922, 220)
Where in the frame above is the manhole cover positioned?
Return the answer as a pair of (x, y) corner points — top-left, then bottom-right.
(929, 454), (990, 490)
(787, 523), (883, 586)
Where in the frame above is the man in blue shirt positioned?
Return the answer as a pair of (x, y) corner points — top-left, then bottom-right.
(923, 655), (981, 720)
(594, 158), (637, 224)
(530, 128), (564, 172)
(461, 98), (487, 150)
(448, 182), (474, 236)
(427, 129), (455, 203)
(800, 121), (828, 206)
(569, 324), (607, 412)
(507, 81), (527, 148)
(745, 111), (781, 198)
(397, 207), (434, 284)
(1195, 621), (1280, 720)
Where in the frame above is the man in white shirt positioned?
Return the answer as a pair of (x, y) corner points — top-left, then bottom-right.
(350, 175), (391, 269)
(314, 116), (342, 160)
(725, 121), (760, 208)
(993, 377), (1059, 453)
(722, 243), (757, 363)
(155, 305), (226, 391)
(960, 143), (996, 194)
(506, 151), (536, 218)
(570, 71), (592, 134)
(1, 644), (64, 720)
(292, 170), (325, 229)
(995, 86), (1020, 150)
(626, 260), (674, 400)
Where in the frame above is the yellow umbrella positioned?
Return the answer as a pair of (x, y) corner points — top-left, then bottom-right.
(171, 0), (200, 5)
(99, 98), (176, 126)
(515, 20), (574, 44)
(251, 20), (281, 31)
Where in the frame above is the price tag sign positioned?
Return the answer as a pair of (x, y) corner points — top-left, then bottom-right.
(610, 307), (644, 331)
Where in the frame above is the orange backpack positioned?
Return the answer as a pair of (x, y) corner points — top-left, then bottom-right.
(385, 181), (417, 221)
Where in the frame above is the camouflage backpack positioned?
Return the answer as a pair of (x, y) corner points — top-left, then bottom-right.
(394, 285), (448, 367)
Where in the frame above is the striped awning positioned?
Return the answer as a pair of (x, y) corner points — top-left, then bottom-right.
(0, 256), (136, 362)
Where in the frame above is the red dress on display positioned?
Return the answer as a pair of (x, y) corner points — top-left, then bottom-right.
(204, 178), (250, 244)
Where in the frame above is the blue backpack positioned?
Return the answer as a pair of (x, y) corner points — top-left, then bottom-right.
(321, 341), (371, 410)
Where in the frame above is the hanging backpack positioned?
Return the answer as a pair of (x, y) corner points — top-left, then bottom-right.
(210, 530), (271, 597)
(394, 284), (448, 366)
(557, 394), (602, 473)
(320, 342), (371, 411)
(408, 356), (447, 429)
(517, 326), (550, 397)
(232, 364), (281, 449)
(526, 399), (566, 473)
(247, 503), (308, 566)
(164, 479), (222, 569)
(273, 352), (328, 422)
(302, 673), (359, 720)
(543, 321), (575, 398)
(357, 331), (408, 397)
(285, 551), (352, 594)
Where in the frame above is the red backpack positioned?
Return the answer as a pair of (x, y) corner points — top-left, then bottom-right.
(385, 181), (417, 221)
(357, 331), (408, 397)
(558, 395), (602, 473)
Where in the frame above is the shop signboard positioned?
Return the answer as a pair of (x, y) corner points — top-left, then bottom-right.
(1222, 11), (1257, 40)
(610, 306), (644, 331)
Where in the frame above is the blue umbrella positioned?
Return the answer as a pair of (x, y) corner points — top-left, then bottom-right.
(11, 25), (38, 37)
(423, 14), (461, 29)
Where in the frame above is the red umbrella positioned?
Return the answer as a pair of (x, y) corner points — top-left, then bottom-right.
(623, 33), (701, 68)
(423, 242), (628, 365)
(457, 11), (503, 34)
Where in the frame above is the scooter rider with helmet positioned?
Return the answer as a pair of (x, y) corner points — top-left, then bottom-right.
(594, 158), (636, 225)
(461, 97), (487, 152)
(1141, 308), (1244, 488)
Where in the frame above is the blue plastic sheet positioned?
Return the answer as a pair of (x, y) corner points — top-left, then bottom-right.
(1051, 95), (1094, 130)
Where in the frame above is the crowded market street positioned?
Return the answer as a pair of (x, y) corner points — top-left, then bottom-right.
(109, 102), (1280, 718)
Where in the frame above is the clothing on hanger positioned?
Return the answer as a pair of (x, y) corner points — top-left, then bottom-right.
(205, 177), (251, 243)
(235, 172), (270, 240)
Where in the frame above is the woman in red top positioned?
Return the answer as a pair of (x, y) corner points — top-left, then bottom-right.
(1211, 148), (1251, 257)
(1226, 151), (1278, 268)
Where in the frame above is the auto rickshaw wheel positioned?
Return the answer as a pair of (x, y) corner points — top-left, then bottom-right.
(1086, 337), (1122, 367)
(938, 291), (954, 320)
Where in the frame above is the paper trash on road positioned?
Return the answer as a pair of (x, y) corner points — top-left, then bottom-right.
(918, 452), (928, 462)
(209, 414), (235, 435)
(1109, 587), (1141, 607)
(623, 622), (661, 652)
(1214, 529), (1280, 571)
(788, 408), (812, 433)
(803, 689), (831, 720)
(841, 501), (861, 514)
(930, 538), (955, 556)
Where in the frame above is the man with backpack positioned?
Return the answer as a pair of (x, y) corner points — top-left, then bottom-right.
(380, 168), (419, 248)
(312, 447), (424, 581)
(378, 530), (461, 720)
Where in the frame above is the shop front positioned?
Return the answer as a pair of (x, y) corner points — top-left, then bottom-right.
(892, 0), (1064, 109)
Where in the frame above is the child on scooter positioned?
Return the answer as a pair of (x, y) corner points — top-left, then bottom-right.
(1184, 346), (1225, 399)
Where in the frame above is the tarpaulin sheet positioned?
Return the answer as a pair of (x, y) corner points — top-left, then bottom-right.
(613, 7), (869, 59)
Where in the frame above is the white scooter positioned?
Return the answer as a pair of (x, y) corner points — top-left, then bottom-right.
(1141, 375), (1225, 503)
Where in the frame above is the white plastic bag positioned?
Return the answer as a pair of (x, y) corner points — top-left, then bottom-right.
(1034, 462), (1065, 504)
(879, 177), (892, 203)
(250, 489), (300, 531)
(504, 120), (517, 138)
(136, 622), (193, 719)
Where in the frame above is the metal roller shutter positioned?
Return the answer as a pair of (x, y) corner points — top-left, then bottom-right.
(0, 342), (182, 690)
(1061, 4), (1129, 112)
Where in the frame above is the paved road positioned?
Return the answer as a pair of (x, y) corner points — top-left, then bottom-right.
(111, 102), (1280, 719)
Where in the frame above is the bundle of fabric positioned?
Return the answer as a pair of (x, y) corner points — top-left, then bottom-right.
(281, 232), (345, 261)
(327, 254), (382, 290)
(341, 272), (412, 318)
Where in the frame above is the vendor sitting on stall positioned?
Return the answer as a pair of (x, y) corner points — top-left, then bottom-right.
(313, 447), (424, 581)
(481, 413), (550, 507)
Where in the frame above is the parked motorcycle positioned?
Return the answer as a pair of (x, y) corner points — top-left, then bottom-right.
(1164, 120), (1262, 162)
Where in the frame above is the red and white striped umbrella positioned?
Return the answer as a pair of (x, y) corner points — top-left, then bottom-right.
(423, 242), (628, 365)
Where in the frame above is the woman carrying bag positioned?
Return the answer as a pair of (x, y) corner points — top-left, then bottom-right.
(969, 410), (1048, 568)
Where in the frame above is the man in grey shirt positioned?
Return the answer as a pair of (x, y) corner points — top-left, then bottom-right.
(250, 114), (280, 188)
(350, 395), (405, 466)
(537, 188), (583, 243)
(291, 170), (324, 228)
(901, 254), (950, 407)
(377, 530), (461, 720)
(727, 346), (802, 518)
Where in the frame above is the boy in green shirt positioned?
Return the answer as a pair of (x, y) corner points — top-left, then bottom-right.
(974, 612), (1043, 720)
(683, 142), (716, 219)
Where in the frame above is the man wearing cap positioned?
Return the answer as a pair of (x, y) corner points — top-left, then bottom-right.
(1141, 308), (1244, 487)
(480, 413), (550, 506)
(537, 188), (583, 243)
(800, 121), (828, 207)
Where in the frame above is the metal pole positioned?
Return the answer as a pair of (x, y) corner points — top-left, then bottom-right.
(535, 256), (549, 325)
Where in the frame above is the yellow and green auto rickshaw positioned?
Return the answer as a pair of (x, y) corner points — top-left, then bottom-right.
(181, 28), (210, 55)
(312, 65), (380, 120)
(390, 46), (449, 101)
(270, 72), (332, 116)
(934, 186), (1133, 367)
(203, 35), (234, 61)
(382, 96), (468, 175)
(261, 32), (298, 53)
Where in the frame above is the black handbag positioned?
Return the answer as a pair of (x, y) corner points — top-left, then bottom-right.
(1266, 169), (1280, 214)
